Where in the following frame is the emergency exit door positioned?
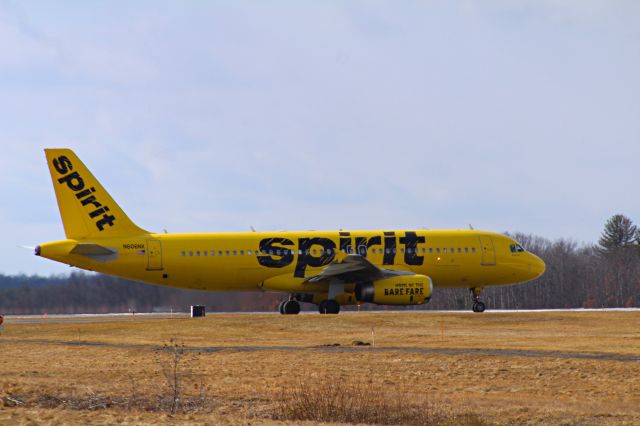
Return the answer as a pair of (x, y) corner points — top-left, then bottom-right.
(478, 235), (496, 266)
(147, 239), (163, 271)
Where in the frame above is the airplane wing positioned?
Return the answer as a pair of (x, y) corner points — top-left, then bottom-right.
(304, 254), (413, 284)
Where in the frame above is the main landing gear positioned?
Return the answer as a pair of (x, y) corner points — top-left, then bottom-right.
(470, 287), (486, 313)
(318, 299), (340, 314)
(277, 295), (340, 315)
(278, 298), (301, 315)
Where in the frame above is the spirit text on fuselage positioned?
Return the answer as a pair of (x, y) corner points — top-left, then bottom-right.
(257, 231), (425, 277)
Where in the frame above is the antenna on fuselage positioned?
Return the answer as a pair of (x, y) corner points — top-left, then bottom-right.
(468, 224), (474, 230)
(250, 225), (256, 232)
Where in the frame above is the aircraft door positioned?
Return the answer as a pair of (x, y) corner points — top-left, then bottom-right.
(478, 235), (496, 266)
(147, 239), (163, 271)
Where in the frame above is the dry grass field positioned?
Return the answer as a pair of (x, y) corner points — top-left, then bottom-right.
(1, 310), (639, 425)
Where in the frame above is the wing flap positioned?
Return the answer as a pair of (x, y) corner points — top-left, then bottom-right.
(305, 254), (413, 284)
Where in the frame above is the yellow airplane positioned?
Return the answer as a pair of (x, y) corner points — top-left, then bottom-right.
(36, 149), (545, 314)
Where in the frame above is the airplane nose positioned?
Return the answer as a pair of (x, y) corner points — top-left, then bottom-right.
(529, 254), (546, 278)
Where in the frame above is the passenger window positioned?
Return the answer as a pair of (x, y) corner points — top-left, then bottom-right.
(240, 250), (244, 256)
(233, 250), (237, 256)
(465, 247), (468, 253)
(457, 248), (461, 253)
(247, 250), (252, 255)
(400, 248), (405, 253)
(211, 251), (215, 256)
(189, 251), (193, 256)
(226, 250), (230, 256)
(443, 248), (447, 253)
(422, 248), (426, 254)
(218, 250), (223, 256)
(429, 248), (433, 253)
(312, 249), (317, 254)
(204, 251), (208, 256)
(451, 248), (454, 253)
(472, 247), (476, 253)
(181, 251), (186, 256)
(436, 248), (440, 253)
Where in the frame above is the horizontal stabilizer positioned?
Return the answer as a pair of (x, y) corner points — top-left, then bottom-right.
(70, 243), (118, 262)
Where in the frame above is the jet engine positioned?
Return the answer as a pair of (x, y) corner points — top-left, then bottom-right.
(354, 274), (433, 305)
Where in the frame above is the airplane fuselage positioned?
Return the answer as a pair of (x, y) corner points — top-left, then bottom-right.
(39, 229), (543, 293)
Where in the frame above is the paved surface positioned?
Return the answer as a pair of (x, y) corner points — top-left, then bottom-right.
(2, 314), (188, 324)
(2, 338), (639, 363)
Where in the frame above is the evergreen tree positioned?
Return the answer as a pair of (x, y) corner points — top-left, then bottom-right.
(598, 214), (638, 253)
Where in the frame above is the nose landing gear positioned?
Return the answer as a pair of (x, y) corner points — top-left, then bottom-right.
(470, 287), (486, 313)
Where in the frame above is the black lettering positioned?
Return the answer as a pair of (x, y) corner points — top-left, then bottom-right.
(399, 231), (425, 266)
(53, 156), (73, 175)
(339, 231), (351, 253)
(75, 187), (96, 199)
(383, 232), (396, 265)
(95, 214), (116, 230)
(354, 236), (382, 257)
(89, 206), (109, 218)
(57, 171), (85, 191)
(257, 238), (294, 268)
(80, 195), (102, 209)
(295, 237), (336, 278)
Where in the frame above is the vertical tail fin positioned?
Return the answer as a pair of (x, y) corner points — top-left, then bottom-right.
(45, 149), (149, 239)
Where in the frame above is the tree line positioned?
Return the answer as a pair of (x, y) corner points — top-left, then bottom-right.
(1, 215), (639, 314)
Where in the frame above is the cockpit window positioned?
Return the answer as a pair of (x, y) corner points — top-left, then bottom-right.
(510, 243), (526, 253)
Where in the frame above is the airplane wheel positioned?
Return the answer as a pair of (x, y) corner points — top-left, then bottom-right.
(283, 300), (301, 315)
(473, 302), (486, 313)
(278, 300), (286, 315)
(319, 300), (340, 314)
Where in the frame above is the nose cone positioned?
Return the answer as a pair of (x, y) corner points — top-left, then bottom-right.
(528, 253), (546, 280)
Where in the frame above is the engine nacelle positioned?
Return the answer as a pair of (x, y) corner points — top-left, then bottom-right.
(355, 274), (433, 305)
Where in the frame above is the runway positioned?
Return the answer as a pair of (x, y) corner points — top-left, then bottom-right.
(3, 307), (639, 324)
(1, 336), (639, 363)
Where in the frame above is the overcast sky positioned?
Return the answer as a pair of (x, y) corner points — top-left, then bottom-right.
(1, 1), (639, 275)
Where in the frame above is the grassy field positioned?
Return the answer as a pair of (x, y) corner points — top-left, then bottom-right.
(1, 311), (639, 425)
